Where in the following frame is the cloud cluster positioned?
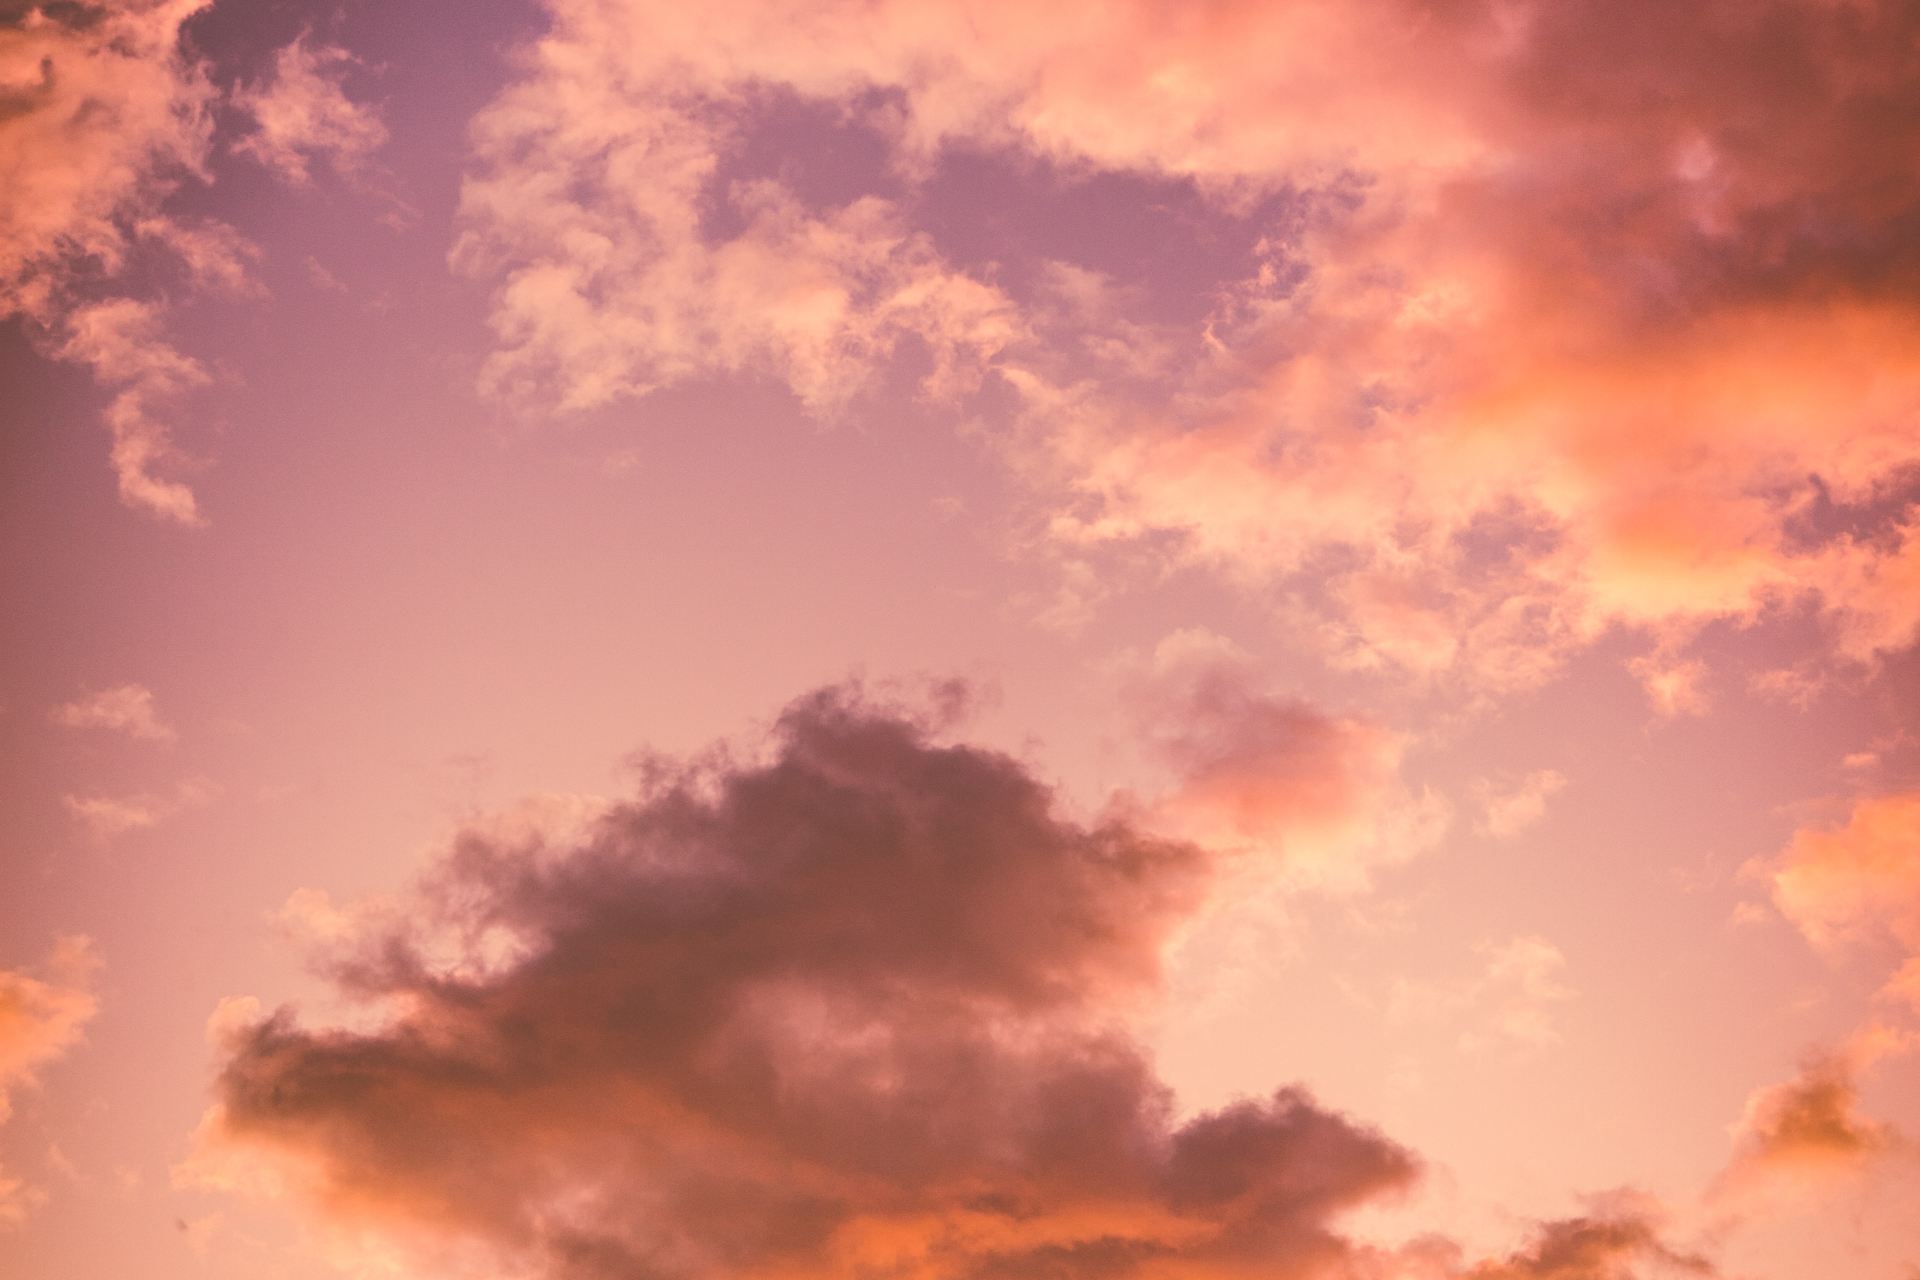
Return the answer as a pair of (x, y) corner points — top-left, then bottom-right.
(1738, 795), (1920, 1204)
(455, 0), (1920, 691)
(186, 685), (1452, 1278)
(0, 937), (100, 1226)
(0, 0), (213, 318)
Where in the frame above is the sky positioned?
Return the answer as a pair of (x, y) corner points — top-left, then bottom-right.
(2, 1), (1919, 1277)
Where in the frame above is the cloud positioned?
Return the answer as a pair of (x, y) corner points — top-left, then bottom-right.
(1134, 630), (1448, 895)
(0, 937), (100, 1228)
(0, 0), (214, 319)
(1471, 771), (1566, 840)
(1723, 1057), (1890, 1185)
(63, 776), (216, 839)
(233, 38), (387, 185)
(54, 296), (209, 523)
(456, 147), (1017, 414)
(1713, 1028), (1916, 1205)
(1763, 791), (1920, 954)
(50, 683), (174, 742)
(181, 684), (1452, 1277)
(0, 936), (98, 1123)
(1461, 1201), (1714, 1279)
(1028, 0), (1920, 687)
(0, 3), (257, 525)
(451, 0), (1920, 692)
(1760, 790), (1920, 1051)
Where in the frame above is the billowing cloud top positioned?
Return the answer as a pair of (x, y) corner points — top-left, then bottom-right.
(194, 687), (1433, 1278)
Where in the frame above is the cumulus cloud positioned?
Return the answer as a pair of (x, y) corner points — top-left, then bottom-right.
(233, 38), (386, 185)
(453, 0), (1920, 690)
(183, 686), (1731, 1278)
(1759, 790), (1920, 1044)
(1026, 0), (1920, 687)
(1460, 1202), (1714, 1279)
(1713, 1027), (1917, 1205)
(186, 684), (1439, 1278)
(1763, 791), (1920, 955)
(0, 937), (100, 1227)
(50, 682), (174, 742)
(1720, 1058), (1890, 1194)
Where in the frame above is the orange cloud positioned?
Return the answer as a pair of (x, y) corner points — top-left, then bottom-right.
(0, 937), (100, 1228)
(1765, 792), (1920, 954)
(1713, 1024), (1918, 1208)
(1725, 1055), (1892, 1185)
(451, 0), (1920, 691)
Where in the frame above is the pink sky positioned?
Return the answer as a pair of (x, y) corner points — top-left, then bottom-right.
(3, 1), (1919, 1277)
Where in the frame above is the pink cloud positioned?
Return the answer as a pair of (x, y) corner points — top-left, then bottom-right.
(1471, 770), (1566, 840)
(62, 776), (216, 840)
(0, 0), (214, 320)
(55, 298), (209, 525)
(233, 39), (387, 185)
(446, 0), (1920, 692)
(50, 683), (175, 742)
(1132, 630), (1448, 895)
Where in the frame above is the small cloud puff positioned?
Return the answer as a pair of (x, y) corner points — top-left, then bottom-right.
(51, 684), (174, 743)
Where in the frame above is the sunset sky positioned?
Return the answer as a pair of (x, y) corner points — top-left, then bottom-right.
(3, 1), (1920, 1277)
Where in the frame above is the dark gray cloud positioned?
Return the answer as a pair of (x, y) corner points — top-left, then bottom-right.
(203, 684), (1424, 1278)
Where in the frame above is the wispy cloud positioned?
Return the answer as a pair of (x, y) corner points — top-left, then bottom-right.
(51, 684), (175, 743)
(233, 39), (387, 185)
(63, 778), (217, 840)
